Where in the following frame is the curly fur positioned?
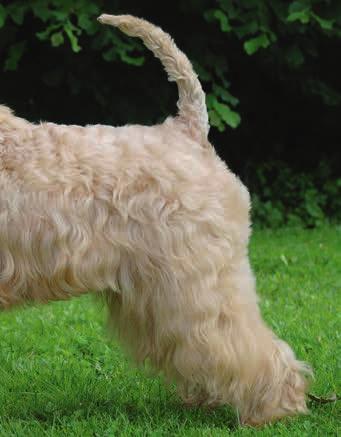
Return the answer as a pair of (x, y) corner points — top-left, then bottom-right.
(0, 14), (311, 426)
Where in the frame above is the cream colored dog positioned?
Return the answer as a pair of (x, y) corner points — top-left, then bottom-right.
(0, 14), (311, 426)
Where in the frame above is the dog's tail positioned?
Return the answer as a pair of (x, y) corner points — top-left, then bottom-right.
(97, 14), (209, 142)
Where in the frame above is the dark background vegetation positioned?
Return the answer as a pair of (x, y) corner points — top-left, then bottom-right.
(0, 0), (340, 227)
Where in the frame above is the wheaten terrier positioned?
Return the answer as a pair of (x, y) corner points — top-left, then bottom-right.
(0, 14), (311, 426)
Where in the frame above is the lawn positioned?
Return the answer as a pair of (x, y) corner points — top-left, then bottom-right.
(0, 226), (340, 436)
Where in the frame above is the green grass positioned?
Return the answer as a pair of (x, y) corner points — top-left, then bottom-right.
(0, 226), (340, 436)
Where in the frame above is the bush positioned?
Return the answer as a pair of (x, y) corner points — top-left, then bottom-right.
(1, 0), (340, 130)
(249, 161), (341, 228)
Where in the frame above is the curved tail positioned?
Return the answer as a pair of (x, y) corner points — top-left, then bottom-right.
(98, 14), (209, 141)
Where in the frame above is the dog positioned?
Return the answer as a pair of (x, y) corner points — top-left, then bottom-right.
(0, 14), (311, 426)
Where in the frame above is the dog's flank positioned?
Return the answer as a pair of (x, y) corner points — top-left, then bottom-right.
(97, 14), (209, 142)
(0, 14), (311, 426)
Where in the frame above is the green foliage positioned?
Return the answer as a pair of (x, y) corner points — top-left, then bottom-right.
(207, 92), (240, 131)
(243, 34), (271, 55)
(249, 161), (341, 228)
(0, 1), (144, 71)
(4, 41), (26, 71)
(204, 0), (341, 128)
(1, 1), (341, 130)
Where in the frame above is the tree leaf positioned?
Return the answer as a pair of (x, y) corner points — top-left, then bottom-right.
(208, 109), (225, 132)
(213, 84), (239, 106)
(235, 20), (258, 38)
(311, 13), (334, 30)
(217, 0), (239, 19)
(213, 9), (231, 32)
(36, 24), (61, 41)
(78, 13), (97, 35)
(213, 100), (241, 128)
(8, 4), (26, 25)
(287, 10), (311, 24)
(64, 23), (82, 53)
(244, 34), (270, 55)
(4, 41), (26, 71)
(51, 32), (64, 47)
(118, 51), (145, 66)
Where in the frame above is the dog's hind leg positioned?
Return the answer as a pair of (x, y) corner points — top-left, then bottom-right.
(158, 261), (311, 425)
(106, 254), (311, 426)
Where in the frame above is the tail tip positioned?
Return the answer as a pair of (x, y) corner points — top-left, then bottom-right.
(97, 14), (115, 25)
